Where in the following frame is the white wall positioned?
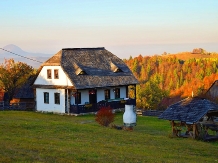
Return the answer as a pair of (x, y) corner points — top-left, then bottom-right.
(34, 66), (73, 86)
(97, 89), (105, 102)
(36, 88), (66, 113)
(110, 89), (115, 99)
(120, 86), (126, 98)
(81, 90), (89, 104)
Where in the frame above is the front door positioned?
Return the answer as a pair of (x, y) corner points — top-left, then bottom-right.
(89, 90), (97, 104)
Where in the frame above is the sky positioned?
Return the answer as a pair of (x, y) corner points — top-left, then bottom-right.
(0, 0), (218, 59)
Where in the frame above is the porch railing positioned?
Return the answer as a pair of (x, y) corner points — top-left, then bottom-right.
(70, 98), (136, 114)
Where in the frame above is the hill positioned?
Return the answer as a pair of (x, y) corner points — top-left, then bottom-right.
(0, 44), (51, 68)
(124, 48), (218, 109)
(162, 49), (218, 61)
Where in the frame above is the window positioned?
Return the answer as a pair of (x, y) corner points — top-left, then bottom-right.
(75, 92), (81, 104)
(114, 68), (123, 73)
(54, 69), (59, 79)
(44, 92), (49, 104)
(78, 70), (87, 75)
(47, 69), (51, 79)
(114, 88), (120, 99)
(54, 93), (60, 104)
(104, 89), (110, 100)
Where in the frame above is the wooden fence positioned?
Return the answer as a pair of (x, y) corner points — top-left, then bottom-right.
(142, 110), (164, 117)
(0, 101), (35, 111)
(0, 101), (4, 110)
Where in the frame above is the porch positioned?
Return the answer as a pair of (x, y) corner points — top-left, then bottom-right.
(69, 98), (136, 114)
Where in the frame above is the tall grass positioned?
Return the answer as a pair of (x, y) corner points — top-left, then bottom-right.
(0, 111), (217, 163)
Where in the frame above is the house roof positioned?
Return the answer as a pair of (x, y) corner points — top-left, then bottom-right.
(14, 76), (35, 99)
(35, 48), (139, 89)
(159, 97), (218, 123)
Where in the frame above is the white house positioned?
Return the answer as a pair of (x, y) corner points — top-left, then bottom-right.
(33, 48), (138, 114)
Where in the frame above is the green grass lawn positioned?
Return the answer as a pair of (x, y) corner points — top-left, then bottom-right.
(0, 111), (218, 163)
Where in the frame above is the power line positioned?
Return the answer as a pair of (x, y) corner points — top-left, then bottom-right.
(0, 48), (43, 63)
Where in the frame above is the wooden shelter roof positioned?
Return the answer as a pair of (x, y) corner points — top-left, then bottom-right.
(159, 97), (218, 124)
(35, 48), (139, 89)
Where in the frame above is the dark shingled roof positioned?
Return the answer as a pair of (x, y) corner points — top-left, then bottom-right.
(159, 97), (218, 123)
(14, 76), (35, 99)
(35, 48), (139, 89)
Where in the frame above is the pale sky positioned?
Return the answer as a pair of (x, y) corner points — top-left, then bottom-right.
(0, 0), (218, 58)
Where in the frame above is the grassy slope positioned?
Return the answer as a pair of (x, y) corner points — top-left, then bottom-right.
(0, 111), (218, 163)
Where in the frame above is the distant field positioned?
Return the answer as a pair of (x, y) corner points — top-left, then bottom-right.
(0, 111), (218, 162)
(163, 52), (218, 61)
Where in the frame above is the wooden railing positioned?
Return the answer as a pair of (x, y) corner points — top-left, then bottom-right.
(142, 110), (164, 117)
(70, 99), (136, 114)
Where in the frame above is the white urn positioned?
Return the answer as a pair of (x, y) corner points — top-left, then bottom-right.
(123, 105), (137, 127)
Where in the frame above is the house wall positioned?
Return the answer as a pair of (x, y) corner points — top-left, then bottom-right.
(34, 66), (73, 86)
(36, 88), (66, 113)
(97, 89), (105, 102)
(70, 86), (127, 105)
(120, 86), (126, 98)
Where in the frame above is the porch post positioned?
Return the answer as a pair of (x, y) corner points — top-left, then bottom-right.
(134, 84), (136, 100)
(126, 85), (128, 98)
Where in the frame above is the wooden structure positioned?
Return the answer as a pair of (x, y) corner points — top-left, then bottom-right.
(205, 80), (218, 103)
(10, 76), (35, 109)
(159, 97), (218, 141)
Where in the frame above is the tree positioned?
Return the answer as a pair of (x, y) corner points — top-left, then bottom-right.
(0, 59), (34, 102)
(132, 59), (139, 73)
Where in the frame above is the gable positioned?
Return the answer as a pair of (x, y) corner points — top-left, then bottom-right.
(34, 66), (73, 86)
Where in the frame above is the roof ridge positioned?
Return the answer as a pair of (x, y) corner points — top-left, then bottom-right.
(170, 97), (189, 106)
(62, 47), (105, 50)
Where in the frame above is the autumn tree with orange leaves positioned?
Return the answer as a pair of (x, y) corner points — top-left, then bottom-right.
(0, 59), (34, 102)
(124, 52), (218, 109)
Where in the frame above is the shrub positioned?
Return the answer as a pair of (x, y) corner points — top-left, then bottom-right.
(95, 106), (115, 127)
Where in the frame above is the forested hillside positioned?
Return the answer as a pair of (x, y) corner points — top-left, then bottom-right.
(124, 50), (218, 110)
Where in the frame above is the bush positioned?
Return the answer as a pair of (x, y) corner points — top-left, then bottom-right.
(95, 106), (115, 127)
